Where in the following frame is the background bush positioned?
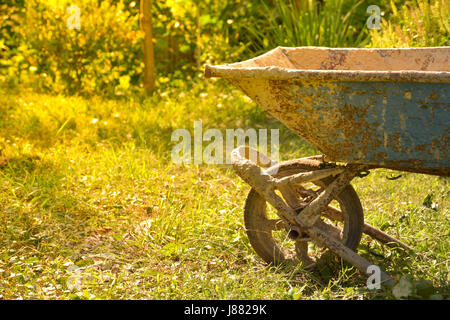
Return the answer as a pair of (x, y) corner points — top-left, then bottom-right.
(243, 0), (370, 53)
(14, 0), (143, 96)
(0, 0), (25, 85)
(370, 0), (450, 47)
(0, 0), (448, 96)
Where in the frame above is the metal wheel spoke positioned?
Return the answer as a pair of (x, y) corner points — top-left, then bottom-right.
(278, 185), (303, 209)
(314, 219), (343, 241)
(323, 205), (344, 222)
(296, 186), (322, 198)
(264, 218), (285, 231)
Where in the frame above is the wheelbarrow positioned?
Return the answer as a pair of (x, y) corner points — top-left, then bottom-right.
(205, 46), (450, 287)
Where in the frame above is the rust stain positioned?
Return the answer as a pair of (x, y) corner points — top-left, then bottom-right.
(320, 50), (349, 70)
(421, 54), (435, 70)
(404, 90), (412, 100)
(429, 92), (439, 100)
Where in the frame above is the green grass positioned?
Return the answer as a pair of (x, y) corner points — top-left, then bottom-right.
(0, 81), (448, 300)
(245, 0), (369, 53)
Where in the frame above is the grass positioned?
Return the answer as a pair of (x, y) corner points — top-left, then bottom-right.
(245, 0), (369, 53)
(370, 0), (450, 48)
(0, 80), (448, 300)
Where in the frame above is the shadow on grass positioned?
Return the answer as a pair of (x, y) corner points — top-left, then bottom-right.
(260, 243), (449, 299)
(0, 155), (122, 262)
(0, 155), (42, 170)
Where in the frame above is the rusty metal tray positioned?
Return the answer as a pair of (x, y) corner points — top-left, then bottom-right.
(206, 47), (450, 176)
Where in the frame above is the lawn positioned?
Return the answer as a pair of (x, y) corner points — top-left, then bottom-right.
(0, 81), (448, 299)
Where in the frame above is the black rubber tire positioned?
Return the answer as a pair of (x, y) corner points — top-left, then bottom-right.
(244, 160), (364, 265)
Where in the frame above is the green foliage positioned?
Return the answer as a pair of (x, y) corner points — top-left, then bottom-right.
(0, 0), (143, 96)
(370, 0), (450, 47)
(244, 0), (370, 53)
(1, 0), (267, 94)
(0, 0), (26, 82)
(13, 0), (144, 96)
(151, 0), (267, 70)
(1, 0), (449, 95)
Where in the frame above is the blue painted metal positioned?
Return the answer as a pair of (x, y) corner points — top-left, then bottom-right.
(289, 81), (449, 175)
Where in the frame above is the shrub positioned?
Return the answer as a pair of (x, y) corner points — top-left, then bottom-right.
(0, 0), (26, 86)
(243, 0), (370, 53)
(1, 0), (264, 94)
(370, 0), (450, 47)
(13, 0), (144, 96)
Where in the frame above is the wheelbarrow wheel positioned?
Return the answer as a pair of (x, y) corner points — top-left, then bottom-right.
(244, 160), (364, 268)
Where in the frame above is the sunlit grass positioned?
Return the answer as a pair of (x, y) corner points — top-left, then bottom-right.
(0, 82), (448, 300)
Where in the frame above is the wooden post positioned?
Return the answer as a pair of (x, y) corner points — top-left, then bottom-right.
(195, 3), (201, 69)
(140, 0), (155, 94)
